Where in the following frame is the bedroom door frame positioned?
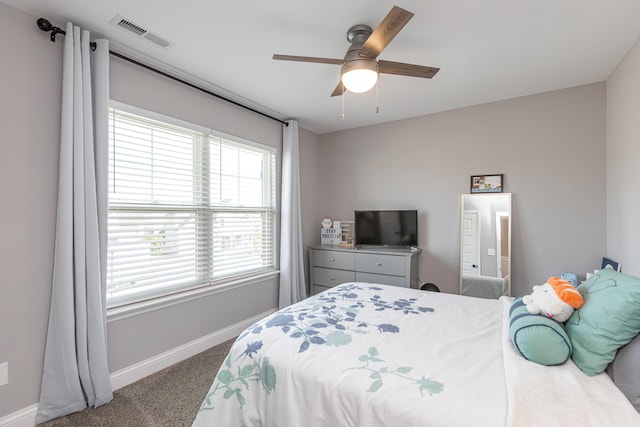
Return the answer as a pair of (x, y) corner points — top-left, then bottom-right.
(461, 210), (480, 276)
(495, 211), (509, 278)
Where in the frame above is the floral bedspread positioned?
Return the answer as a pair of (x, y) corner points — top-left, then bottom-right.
(193, 283), (508, 427)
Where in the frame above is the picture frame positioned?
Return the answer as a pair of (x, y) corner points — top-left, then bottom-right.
(470, 174), (504, 193)
(601, 257), (621, 272)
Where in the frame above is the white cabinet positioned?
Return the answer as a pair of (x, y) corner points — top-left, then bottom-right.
(309, 245), (421, 295)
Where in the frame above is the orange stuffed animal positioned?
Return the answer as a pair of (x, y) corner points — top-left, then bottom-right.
(522, 277), (585, 322)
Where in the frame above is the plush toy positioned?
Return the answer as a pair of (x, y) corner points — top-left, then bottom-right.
(522, 277), (585, 322)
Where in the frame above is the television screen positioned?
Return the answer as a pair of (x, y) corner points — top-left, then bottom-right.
(354, 210), (418, 247)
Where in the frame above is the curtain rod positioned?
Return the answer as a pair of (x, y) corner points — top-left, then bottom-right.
(36, 18), (289, 127)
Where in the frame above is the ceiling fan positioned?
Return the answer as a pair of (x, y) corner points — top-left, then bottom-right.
(273, 5), (440, 97)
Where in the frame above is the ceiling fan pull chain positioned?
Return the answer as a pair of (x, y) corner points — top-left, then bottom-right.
(376, 71), (380, 114)
(342, 85), (346, 120)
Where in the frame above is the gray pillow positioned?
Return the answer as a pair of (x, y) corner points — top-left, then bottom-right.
(607, 333), (640, 412)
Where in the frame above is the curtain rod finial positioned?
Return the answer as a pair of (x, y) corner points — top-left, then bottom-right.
(37, 18), (53, 32)
(37, 18), (65, 42)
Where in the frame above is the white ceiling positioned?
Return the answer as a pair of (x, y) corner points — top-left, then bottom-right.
(4, 0), (640, 134)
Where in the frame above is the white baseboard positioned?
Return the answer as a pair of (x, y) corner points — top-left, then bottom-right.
(0, 405), (38, 427)
(0, 308), (276, 427)
(109, 308), (276, 390)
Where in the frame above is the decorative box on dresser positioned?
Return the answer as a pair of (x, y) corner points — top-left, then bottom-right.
(309, 245), (421, 295)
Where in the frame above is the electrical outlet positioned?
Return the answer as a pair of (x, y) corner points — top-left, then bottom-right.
(0, 362), (8, 386)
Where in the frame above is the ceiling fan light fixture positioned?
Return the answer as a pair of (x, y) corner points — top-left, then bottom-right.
(341, 59), (378, 93)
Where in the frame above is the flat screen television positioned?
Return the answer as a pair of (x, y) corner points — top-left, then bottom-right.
(354, 210), (418, 248)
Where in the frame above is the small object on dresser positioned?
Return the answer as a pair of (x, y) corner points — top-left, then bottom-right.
(338, 220), (355, 247)
(320, 227), (342, 244)
(321, 218), (333, 229)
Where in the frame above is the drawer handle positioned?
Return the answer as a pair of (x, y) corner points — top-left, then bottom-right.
(331, 277), (335, 281)
(331, 258), (335, 262)
(376, 262), (382, 267)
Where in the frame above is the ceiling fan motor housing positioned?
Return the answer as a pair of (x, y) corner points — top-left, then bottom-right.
(272, 6), (439, 97)
(346, 24), (372, 44)
(342, 24), (377, 77)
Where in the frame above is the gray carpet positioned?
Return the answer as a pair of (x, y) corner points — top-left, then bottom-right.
(39, 337), (235, 426)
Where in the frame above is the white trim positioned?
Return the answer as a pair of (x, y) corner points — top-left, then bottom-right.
(0, 404), (38, 427)
(109, 100), (212, 134)
(0, 308), (276, 427)
(495, 210), (509, 277)
(107, 270), (279, 322)
(109, 307), (276, 390)
(109, 100), (277, 153)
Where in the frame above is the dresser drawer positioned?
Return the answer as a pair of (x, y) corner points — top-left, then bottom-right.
(309, 245), (420, 292)
(313, 267), (355, 287)
(355, 253), (405, 276)
(356, 272), (407, 287)
(313, 250), (354, 270)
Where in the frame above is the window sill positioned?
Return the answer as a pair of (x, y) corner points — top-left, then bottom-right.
(107, 270), (280, 323)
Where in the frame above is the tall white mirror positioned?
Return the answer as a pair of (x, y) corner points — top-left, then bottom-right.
(460, 193), (511, 298)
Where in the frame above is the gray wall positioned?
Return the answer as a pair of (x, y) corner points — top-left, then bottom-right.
(1, 0), (638, 420)
(0, 2), (62, 416)
(0, 3), (280, 417)
(606, 39), (640, 277)
(312, 83), (607, 297)
(299, 127), (321, 293)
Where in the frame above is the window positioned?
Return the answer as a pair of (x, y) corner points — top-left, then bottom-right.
(107, 107), (276, 308)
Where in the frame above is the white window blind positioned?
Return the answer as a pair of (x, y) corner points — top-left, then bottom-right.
(107, 108), (276, 307)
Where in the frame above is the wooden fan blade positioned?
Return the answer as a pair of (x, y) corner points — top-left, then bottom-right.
(359, 6), (414, 59)
(378, 60), (440, 79)
(330, 81), (345, 97)
(273, 54), (344, 65)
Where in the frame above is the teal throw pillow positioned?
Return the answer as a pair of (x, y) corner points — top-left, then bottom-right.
(509, 297), (572, 366)
(565, 269), (640, 376)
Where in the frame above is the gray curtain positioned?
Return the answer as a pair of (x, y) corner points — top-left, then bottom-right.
(278, 120), (307, 308)
(36, 23), (112, 424)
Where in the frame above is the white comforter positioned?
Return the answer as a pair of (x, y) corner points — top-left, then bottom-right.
(193, 283), (640, 426)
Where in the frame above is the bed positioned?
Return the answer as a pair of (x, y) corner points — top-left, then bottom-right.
(193, 279), (640, 426)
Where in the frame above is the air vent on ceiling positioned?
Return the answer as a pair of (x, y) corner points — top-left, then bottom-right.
(109, 14), (173, 49)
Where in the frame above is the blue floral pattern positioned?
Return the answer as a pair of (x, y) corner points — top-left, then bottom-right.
(238, 283), (435, 354)
(199, 283), (437, 413)
(199, 341), (275, 411)
(345, 347), (444, 396)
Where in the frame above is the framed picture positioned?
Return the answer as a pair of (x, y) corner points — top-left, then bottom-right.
(601, 257), (621, 272)
(470, 174), (503, 193)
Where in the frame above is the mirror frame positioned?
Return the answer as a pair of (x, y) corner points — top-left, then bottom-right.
(459, 193), (512, 298)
